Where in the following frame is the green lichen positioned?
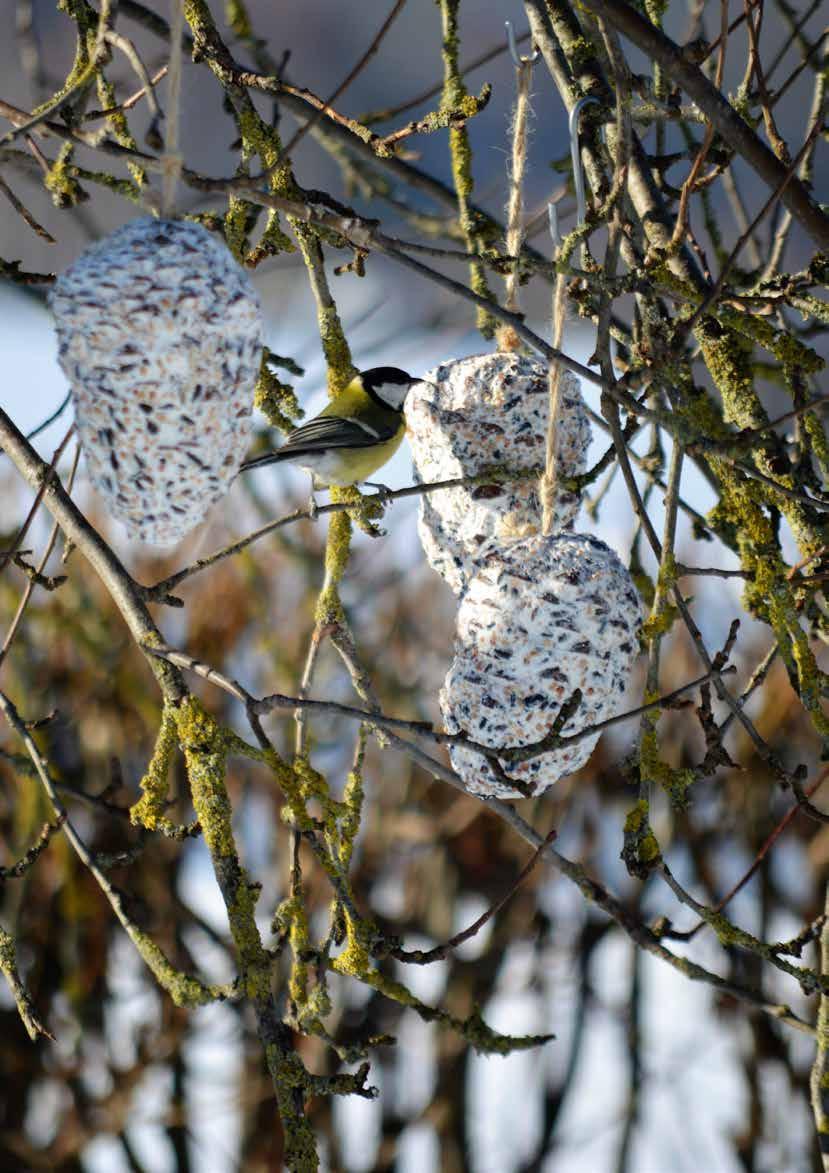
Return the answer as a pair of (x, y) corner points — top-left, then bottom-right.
(701, 324), (826, 562)
(639, 830), (661, 863)
(438, 0), (497, 338)
(315, 511), (351, 625)
(230, 878), (273, 1001)
(44, 143), (87, 208)
(129, 703), (178, 833)
(316, 304), (357, 396)
(174, 696), (235, 857)
(803, 409), (829, 480)
(293, 754), (339, 822)
(622, 798), (661, 877)
(273, 894), (310, 1007)
(754, 560), (829, 736)
(125, 924), (228, 1007)
(793, 293), (829, 326)
(224, 193), (256, 260)
(623, 799), (647, 833)
(334, 484), (387, 538)
(39, 0), (98, 111)
(641, 603), (679, 643)
(415, 84), (491, 135)
(697, 321), (762, 429)
(640, 710), (694, 808)
(709, 484), (829, 738)
(337, 731), (366, 869)
(254, 348), (305, 433)
(247, 212), (300, 267)
(568, 35), (600, 77)
(331, 957), (551, 1055)
(228, 103), (297, 261)
(67, 165), (142, 201)
(638, 548), (678, 645)
(729, 311), (823, 373)
(336, 910), (373, 977)
(653, 268), (823, 374)
(261, 1045), (320, 1173)
(95, 73), (146, 188)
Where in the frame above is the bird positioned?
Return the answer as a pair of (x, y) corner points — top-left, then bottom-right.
(239, 366), (421, 501)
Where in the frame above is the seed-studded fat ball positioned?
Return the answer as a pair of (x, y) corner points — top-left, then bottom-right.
(49, 217), (263, 545)
(440, 532), (642, 798)
(405, 352), (591, 594)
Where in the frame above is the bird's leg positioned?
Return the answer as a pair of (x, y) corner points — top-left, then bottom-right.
(308, 476), (320, 520)
(364, 481), (393, 504)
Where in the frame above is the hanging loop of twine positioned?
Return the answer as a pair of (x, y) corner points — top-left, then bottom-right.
(540, 273), (567, 535)
(161, 0), (185, 218)
(497, 56), (533, 352)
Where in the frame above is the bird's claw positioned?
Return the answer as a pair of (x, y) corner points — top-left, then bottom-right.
(365, 481), (393, 505)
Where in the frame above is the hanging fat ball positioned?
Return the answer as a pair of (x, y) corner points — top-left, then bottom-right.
(405, 352), (591, 595)
(440, 532), (642, 799)
(239, 367), (421, 489)
(49, 217), (263, 545)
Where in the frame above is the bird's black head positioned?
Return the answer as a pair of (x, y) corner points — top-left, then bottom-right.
(361, 366), (420, 411)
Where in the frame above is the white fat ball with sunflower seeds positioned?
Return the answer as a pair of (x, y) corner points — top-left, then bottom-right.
(441, 532), (642, 799)
(49, 217), (263, 545)
(405, 352), (592, 595)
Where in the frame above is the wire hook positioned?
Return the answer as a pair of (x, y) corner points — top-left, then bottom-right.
(547, 202), (561, 250)
(505, 20), (538, 67)
(568, 95), (600, 226)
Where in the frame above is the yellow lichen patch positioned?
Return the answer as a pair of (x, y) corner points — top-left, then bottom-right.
(125, 925), (228, 1007)
(335, 910), (374, 978)
(254, 350), (304, 434)
(274, 895), (311, 1008)
(173, 696), (234, 858)
(331, 957), (551, 1055)
(438, 0), (497, 337)
(640, 708), (694, 808)
(337, 733), (366, 869)
(44, 142), (86, 208)
(641, 603), (679, 643)
(316, 305), (357, 396)
(622, 793), (660, 874)
(130, 704), (178, 832)
(229, 878), (273, 1002)
(316, 510), (352, 625)
(293, 754), (339, 824)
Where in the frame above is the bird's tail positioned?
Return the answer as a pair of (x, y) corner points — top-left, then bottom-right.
(238, 449), (291, 475)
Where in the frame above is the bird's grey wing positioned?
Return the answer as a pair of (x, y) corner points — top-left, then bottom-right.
(240, 415), (396, 472)
(280, 415), (394, 453)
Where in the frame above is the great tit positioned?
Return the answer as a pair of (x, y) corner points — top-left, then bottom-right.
(240, 366), (420, 490)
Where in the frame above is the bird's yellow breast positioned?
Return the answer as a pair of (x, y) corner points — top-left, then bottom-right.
(301, 428), (405, 487)
(306, 378), (406, 486)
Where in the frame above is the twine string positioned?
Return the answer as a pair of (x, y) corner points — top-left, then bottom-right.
(161, 0), (185, 217)
(540, 272), (567, 535)
(498, 57), (533, 352)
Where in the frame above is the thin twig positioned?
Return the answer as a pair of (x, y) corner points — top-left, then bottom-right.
(391, 826), (558, 963)
(282, 0), (408, 159)
(142, 469), (542, 601)
(0, 689), (232, 1006)
(147, 642), (734, 773)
